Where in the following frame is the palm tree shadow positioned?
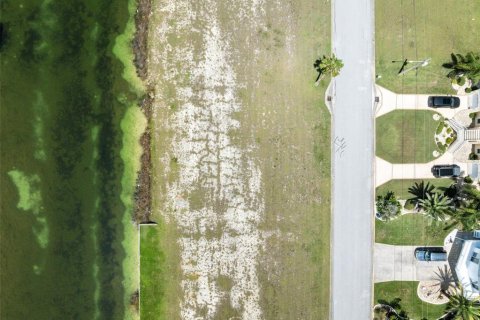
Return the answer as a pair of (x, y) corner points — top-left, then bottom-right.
(313, 58), (322, 82)
(434, 265), (455, 294)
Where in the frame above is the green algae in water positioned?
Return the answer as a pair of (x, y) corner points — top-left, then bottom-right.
(7, 170), (49, 251)
(33, 91), (48, 161)
(113, 0), (146, 96)
(7, 171), (42, 213)
(1, 0), (146, 318)
(120, 106), (147, 320)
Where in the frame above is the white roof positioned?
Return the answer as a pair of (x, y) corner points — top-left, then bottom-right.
(455, 240), (480, 298)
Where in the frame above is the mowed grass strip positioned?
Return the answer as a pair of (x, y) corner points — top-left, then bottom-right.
(375, 214), (449, 246)
(375, 0), (480, 94)
(374, 281), (445, 320)
(376, 110), (441, 163)
(140, 226), (166, 319)
(376, 178), (454, 199)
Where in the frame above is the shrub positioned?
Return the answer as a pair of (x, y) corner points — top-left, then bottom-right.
(437, 142), (446, 152)
(466, 87), (472, 93)
(436, 121), (445, 134)
(447, 127), (453, 134)
(446, 137), (453, 144)
(464, 176), (473, 184)
(458, 77), (466, 86)
(404, 199), (416, 211)
(469, 152), (479, 160)
(376, 191), (401, 221)
(469, 112), (477, 119)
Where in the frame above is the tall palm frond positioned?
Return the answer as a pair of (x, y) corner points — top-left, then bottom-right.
(442, 286), (480, 320)
(408, 181), (435, 210)
(419, 193), (452, 221)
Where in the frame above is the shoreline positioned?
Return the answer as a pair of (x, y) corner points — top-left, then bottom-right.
(132, 0), (153, 224)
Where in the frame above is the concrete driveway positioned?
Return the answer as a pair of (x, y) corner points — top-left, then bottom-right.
(375, 85), (472, 118)
(374, 243), (449, 283)
(375, 155), (469, 187)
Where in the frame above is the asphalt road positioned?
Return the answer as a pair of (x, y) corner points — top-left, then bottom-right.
(330, 0), (375, 318)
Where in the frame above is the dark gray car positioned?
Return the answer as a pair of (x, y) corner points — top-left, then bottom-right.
(428, 96), (460, 108)
(415, 247), (447, 261)
(432, 164), (461, 178)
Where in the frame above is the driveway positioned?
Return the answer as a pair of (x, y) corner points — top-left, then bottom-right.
(375, 85), (472, 118)
(330, 0), (374, 318)
(375, 155), (470, 187)
(374, 243), (449, 283)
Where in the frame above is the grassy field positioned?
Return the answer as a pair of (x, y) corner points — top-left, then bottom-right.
(374, 281), (445, 320)
(376, 214), (449, 246)
(376, 110), (442, 163)
(375, 0), (480, 94)
(140, 226), (166, 318)
(146, 0), (331, 319)
(376, 178), (454, 199)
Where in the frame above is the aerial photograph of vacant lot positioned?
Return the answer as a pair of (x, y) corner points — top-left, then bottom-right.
(141, 0), (332, 319)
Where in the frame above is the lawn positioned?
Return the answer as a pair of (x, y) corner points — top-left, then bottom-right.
(140, 226), (166, 319)
(376, 110), (442, 163)
(374, 281), (445, 320)
(376, 178), (454, 200)
(376, 214), (449, 246)
(375, 0), (480, 94)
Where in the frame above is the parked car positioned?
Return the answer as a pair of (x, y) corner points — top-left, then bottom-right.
(414, 247), (447, 261)
(431, 164), (460, 178)
(428, 96), (460, 108)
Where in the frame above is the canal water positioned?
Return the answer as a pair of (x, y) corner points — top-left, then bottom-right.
(1, 0), (145, 319)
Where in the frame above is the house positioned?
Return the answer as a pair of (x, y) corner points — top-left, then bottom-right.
(447, 91), (480, 162)
(472, 111), (480, 157)
(448, 230), (480, 298)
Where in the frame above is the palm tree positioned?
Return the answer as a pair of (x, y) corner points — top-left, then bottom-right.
(439, 179), (467, 210)
(314, 54), (344, 84)
(443, 52), (480, 85)
(408, 181), (435, 210)
(441, 287), (480, 320)
(463, 187), (480, 211)
(373, 297), (409, 320)
(419, 193), (452, 221)
(444, 207), (480, 231)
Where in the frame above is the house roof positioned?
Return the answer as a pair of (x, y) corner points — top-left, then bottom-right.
(448, 231), (480, 298)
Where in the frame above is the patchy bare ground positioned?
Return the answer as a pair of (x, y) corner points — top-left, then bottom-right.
(147, 0), (331, 319)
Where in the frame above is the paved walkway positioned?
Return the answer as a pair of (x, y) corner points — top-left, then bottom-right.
(374, 243), (449, 283)
(330, 0), (374, 318)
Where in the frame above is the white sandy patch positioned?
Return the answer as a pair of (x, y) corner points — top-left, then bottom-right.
(151, 0), (266, 319)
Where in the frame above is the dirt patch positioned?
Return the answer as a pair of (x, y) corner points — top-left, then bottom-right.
(131, 0), (153, 224)
(133, 95), (153, 223)
(133, 0), (151, 80)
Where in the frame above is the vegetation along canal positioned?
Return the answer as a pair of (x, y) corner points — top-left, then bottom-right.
(1, 0), (146, 319)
